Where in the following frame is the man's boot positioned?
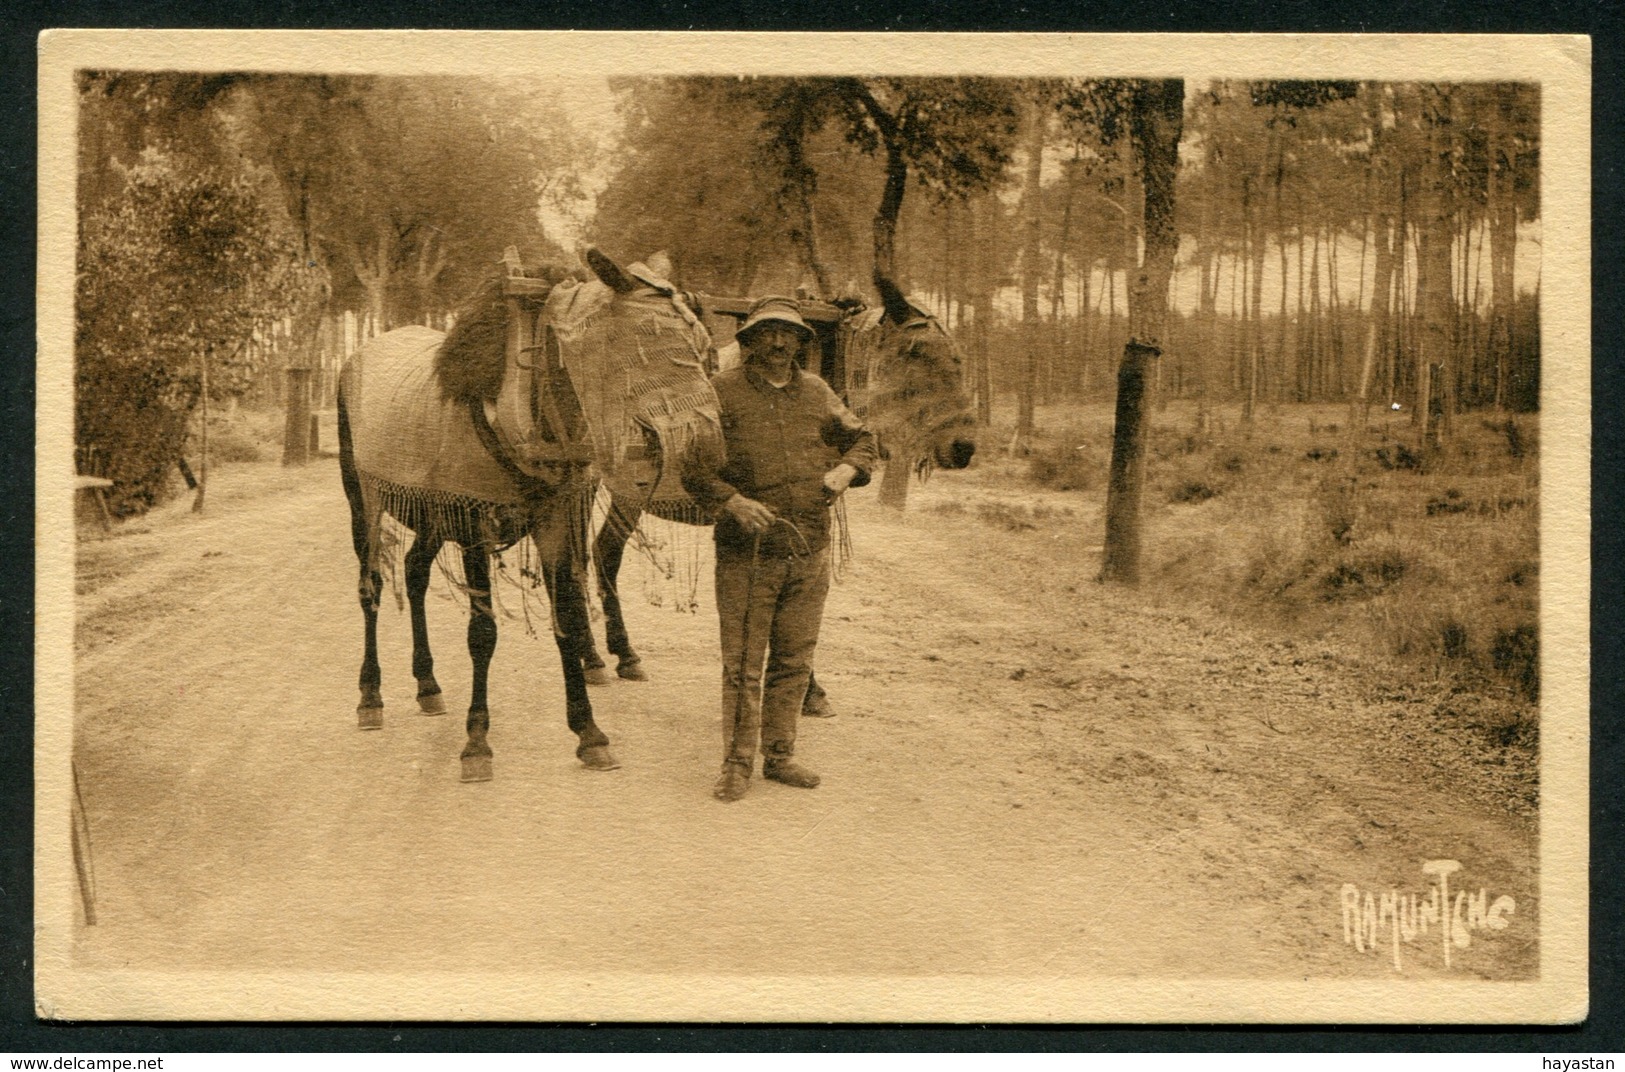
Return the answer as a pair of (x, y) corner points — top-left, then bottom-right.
(713, 760), (751, 802)
(763, 758), (820, 788)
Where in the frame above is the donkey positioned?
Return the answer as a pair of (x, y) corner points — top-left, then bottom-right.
(338, 258), (720, 781)
(575, 270), (978, 685)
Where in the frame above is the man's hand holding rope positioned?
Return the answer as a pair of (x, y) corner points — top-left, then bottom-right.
(723, 493), (778, 534)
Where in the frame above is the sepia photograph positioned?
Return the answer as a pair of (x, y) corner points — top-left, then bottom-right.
(34, 31), (1590, 1022)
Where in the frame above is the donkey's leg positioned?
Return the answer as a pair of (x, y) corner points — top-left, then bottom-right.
(572, 562), (611, 687)
(598, 500), (647, 681)
(546, 562), (619, 771)
(459, 547), (497, 783)
(405, 534), (447, 715)
(356, 563), (385, 730)
(580, 633), (611, 686)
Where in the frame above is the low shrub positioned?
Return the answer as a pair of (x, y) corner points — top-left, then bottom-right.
(1426, 488), (1469, 516)
(1027, 442), (1104, 492)
(1170, 480), (1218, 504)
(1374, 443), (1425, 471)
(1440, 618), (1470, 659)
(1504, 559), (1538, 587)
(1313, 476), (1360, 545)
(1437, 692), (1538, 750)
(1318, 543), (1412, 600)
(207, 424), (268, 463)
(1491, 623), (1539, 701)
(960, 499), (1077, 533)
(977, 501), (1038, 532)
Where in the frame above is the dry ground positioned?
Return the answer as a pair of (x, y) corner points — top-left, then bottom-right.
(65, 450), (1538, 991)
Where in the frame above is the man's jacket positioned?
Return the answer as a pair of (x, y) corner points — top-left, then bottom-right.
(683, 363), (880, 557)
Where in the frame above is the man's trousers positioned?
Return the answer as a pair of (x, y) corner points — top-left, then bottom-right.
(715, 545), (831, 770)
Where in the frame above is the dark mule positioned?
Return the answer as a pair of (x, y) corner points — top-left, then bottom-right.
(574, 269), (978, 685)
(338, 258), (720, 780)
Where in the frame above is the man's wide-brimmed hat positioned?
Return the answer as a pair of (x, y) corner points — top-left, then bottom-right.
(736, 295), (813, 342)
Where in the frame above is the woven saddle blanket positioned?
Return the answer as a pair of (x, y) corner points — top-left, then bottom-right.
(538, 281), (719, 505)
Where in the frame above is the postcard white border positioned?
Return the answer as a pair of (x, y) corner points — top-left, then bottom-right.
(35, 30), (1591, 1023)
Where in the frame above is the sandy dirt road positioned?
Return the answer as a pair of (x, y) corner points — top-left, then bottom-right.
(66, 457), (1537, 991)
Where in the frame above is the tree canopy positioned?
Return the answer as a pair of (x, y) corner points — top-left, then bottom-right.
(75, 72), (1542, 516)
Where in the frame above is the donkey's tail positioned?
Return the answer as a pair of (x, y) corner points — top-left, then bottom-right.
(336, 375), (371, 567)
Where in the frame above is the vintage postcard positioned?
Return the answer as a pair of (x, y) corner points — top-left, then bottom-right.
(35, 31), (1590, 1022)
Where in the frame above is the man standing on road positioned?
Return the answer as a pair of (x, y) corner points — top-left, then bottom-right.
(683, 296), (880, 802)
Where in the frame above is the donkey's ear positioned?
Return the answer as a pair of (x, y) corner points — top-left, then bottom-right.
(586, 248), (639, 294)
(873, 272), (913, 326)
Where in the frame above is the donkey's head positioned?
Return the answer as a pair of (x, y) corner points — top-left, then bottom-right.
(868, 274), (977, 474)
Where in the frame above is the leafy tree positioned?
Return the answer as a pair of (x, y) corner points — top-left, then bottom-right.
(76, 71), (601, 514)
(593, 78), (801, 294)
(304, 76), (574, 330)
(76, 71), (245, 212)
(76, 154), (321, 513)
(816, 77), (1019, 287)
(600, 77), (1019, 509)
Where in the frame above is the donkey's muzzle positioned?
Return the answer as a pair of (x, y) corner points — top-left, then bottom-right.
(937, 438), (976, 470)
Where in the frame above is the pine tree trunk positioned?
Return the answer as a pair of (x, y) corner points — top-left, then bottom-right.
(1307, 228), (1322, 401)
(1244, 178), (1265, 425)
(1474, 221), (1488, 405)
(1353, 210), (1393, 428)
(1394, 171), (1411, 408)
(1293, 218), (1307, 401)
(1050, 178), (1073, 398)
(878, 453), (910, 508)
(1415, 86), (1457, 443)
(869, 115), (907, 285)
(1077, 258), (1093, 395)
(973, 289), (994, 426)
(1013, 104), (1046, 455)
(1229, 249), (1243, 398)
(1102, 79), (1183, 586)
(1488, 84), (1518, 410)
(1274, 130), (1291, 406)
(1329, 228), (1346, 398)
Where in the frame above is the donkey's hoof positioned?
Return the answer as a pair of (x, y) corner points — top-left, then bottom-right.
(417, 692), (447, 716)
(460, 754), (493, 783)
(616, 659), (649, 682)
(357, 704), (384, 731)
(578, 745), (620, 772)
(583, 666), (614, 687)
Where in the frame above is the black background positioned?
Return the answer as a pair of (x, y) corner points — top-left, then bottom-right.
(4, 0), (1620, 1052)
